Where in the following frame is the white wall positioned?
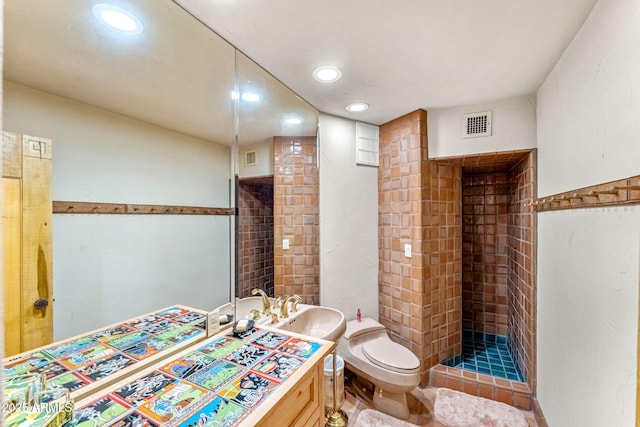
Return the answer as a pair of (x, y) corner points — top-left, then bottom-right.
(536, 0), (640, 425)
(239, 141), (273, 178)
(427, 95), (537, 159)
(537, 0), (640, 197)
(537, 209), (639, 425)
(319, 114), (379, 321)
(4, 82), (232, 339)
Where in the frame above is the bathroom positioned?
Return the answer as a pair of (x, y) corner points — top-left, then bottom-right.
(3, 0), (640, 426)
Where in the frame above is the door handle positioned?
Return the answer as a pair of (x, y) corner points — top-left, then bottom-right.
(36, 245), (50, 312)
(34, 299), (49, 310)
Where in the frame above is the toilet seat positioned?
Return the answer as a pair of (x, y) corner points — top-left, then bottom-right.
(362, 337), (420, 373)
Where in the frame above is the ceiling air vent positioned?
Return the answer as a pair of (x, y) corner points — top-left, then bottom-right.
(462, 111), (492, 138)
(244, 150), (257, 167)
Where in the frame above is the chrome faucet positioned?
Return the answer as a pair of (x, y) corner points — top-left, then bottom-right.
(280, 295), (302, 318)
(251, 288), (272, 315)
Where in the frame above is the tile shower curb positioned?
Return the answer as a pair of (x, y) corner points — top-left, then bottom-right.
(429, 363), (532, 410)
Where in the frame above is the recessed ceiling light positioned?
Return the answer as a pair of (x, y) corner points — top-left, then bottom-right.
(346, 102), (369, 112)
(313, 66), (342, 83)
(241, 91), (261, 102)
(283, 115), (303, 126)
(93, 4), (143, 34)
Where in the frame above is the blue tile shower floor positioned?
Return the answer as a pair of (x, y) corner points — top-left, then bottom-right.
(443, 330), (524, 382)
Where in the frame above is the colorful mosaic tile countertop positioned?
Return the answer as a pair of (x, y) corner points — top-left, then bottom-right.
(65, 326), (326, 426)
(4, 306), (207, 404)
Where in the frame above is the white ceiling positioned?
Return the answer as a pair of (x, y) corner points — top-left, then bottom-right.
(177, 0), (599, 125)
(4, 0), (318, 146)
(4, 0), (600, 143)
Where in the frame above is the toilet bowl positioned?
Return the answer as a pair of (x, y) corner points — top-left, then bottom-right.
(337, 317), (420, 420)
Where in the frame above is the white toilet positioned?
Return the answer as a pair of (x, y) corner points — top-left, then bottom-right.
(337, 317), (420, 420)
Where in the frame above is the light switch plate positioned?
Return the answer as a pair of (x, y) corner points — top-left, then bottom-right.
(206, 309), (220, 337)
(283, 239), (290, 250)
(404, 244), (412, 258)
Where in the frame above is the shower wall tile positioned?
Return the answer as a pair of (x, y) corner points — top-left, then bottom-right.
(379, 110), (462, 385)
(273, 136), (319, 304)
(237, 182), (274, 299)
(462, 173), (510, 336)
(507, 151), (536, 391)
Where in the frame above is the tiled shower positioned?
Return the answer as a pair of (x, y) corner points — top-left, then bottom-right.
(237, 178), (274, 298)
(378, 109), (536, 409)
(431, 152), (536, 409)
(442, 153), (536, 388)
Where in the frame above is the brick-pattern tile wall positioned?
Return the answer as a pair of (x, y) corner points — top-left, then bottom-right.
(237, 181), (274, 299)
(379, 111), (424, 356)
(462, 173), (510, 335)
(429, 150), (536, 407)
(379, 110), (462, 385)
(422, 161), (462, 374)
(507, 151), (536, 389)
(273, 136), (319, 304)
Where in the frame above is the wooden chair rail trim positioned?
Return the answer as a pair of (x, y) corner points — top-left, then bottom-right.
(533, 174), (640, 212)
(52, 201), (235, 216)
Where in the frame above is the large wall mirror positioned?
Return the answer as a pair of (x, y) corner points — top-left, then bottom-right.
(2, 0), (318, 355)
(234, 51), (319, 301)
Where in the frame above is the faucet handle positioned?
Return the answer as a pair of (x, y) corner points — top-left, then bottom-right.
(249, 309), (261, 321)
(269, 312), (279, 325)
(290, 295), (303, 313)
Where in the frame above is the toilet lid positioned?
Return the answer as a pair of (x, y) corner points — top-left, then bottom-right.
(362, 337), (420, 373)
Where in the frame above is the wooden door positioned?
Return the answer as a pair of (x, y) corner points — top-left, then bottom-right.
(3, 131), (53, 356)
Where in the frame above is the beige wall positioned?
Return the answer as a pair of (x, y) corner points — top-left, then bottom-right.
(427, 95), (537, 159)
(3, 82), (233, 340)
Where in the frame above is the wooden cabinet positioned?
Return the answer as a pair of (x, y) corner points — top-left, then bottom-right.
(250, 353), (325, 427)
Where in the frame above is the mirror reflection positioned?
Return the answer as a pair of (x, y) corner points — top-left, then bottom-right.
(235, 51), (319, 303)
(3, 0), (236, 351)
(2, 0), (318, 357)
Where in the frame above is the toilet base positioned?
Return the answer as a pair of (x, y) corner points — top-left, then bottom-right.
(352, 376), (411, 420)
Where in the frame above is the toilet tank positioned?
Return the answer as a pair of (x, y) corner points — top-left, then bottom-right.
(343, 317), (385, 340)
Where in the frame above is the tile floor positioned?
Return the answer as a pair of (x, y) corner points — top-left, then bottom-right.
(443, 331), (525, 382)
(336, 373), (538, 426)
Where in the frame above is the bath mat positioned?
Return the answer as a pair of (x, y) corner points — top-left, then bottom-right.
(352, 408), (419, 427)
(434, 388), (527, 427)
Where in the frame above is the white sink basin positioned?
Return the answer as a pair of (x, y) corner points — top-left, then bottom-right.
(277, 306), (346, 342)
(234, 296), (273, 319)
(231, 297), (346, 342)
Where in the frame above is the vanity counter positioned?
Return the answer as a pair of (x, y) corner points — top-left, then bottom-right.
(68, 323), (334, 426)
(4, 305), (209, 404)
